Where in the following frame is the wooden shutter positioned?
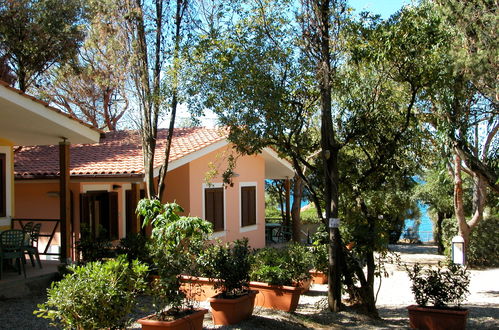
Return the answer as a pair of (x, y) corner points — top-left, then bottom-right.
(241, 186), (256, 227)
(80, 193), (90, 227)
(108, 192), (119, 240)
(0, 154), (5, 217)
(125, 190), (133, 235)
(205, 188), (224, 232)
(126, 189), (146, 236)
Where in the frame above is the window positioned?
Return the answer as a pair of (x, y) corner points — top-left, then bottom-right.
(204, 187), (224, 232)
(0, 154), (5, 217)
(241, 185), (256, 227)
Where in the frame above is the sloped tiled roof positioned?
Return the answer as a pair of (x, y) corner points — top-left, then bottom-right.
(14, 128), (227, 178)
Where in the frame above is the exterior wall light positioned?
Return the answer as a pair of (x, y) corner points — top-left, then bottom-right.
(451, 235), (465, 265)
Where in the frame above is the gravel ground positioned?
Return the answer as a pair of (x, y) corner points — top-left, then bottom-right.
(1, 244), (498, 329)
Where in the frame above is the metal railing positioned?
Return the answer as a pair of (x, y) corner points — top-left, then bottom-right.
(12, 218), (61, 258)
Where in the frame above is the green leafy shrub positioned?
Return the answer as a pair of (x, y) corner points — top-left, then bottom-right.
(75, 224), (113, 262)
(311, 243), (328, 273)
(116, 232), (153, 268)
(441, 216), (499, 267)
(300, 205), (321, 224)
(250, 243), (312, 286)
(406, 263), (469, 308)
(35, 256), (148, 329)
(137, 199), (212, 319)
(210, 238), (252, 297)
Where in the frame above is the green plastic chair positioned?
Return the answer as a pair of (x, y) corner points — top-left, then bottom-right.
(25, 223), (42, 269)
(22, 222), (34, 236)
(0, 229), (27, 279)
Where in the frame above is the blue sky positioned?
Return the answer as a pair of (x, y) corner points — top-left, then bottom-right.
(349, 0), (411, 18)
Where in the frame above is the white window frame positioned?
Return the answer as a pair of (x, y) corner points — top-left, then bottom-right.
(202, 183), (226, 238)
(239, 182), (258, 233)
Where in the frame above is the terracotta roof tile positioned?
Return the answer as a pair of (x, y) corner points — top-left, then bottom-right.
(14, 128), (227, 178)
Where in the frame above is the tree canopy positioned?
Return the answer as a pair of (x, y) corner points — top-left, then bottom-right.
(0, 0), (84, 91)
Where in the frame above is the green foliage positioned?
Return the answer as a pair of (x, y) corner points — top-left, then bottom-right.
(441, 216), (499, 267)
(250, 243), (312, 286)
(210, 239), (252, 296)
(0, 0), (85, 91)
(74, 224), (113, 263)
(301, 205), (321, 224)
(406, 263), (470, 308)
(39, 0), (132, 130)
(310, 243), (328, 273)
(35, 256), (148, 329)
(136, 199), (212, 317)
(435, 0), (498, 104)
(116, 233), (153, 269)
(265, 206), (282, 220)
(413, 168), (456, 216)
(339, 175), (419, 252)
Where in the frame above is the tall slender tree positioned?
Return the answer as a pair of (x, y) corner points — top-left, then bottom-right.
(125, 0), (192, 199)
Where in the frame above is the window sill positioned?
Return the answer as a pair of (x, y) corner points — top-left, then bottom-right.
(240, 224), (257, 233)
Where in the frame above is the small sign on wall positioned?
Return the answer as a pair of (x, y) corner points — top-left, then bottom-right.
(329, 218), (340, 228)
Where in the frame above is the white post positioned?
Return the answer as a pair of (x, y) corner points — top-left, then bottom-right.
(451, 236), (465, 265)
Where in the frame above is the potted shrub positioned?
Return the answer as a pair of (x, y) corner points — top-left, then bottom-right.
(135, 199), (212, 330)
(310, 243), (328, 284)
(406, 263), (470, 330)
(249, 243), (312, 312)
(179, 243), (222, 302)
(207, 238), (258, 325)
(35, 256), (148, 329)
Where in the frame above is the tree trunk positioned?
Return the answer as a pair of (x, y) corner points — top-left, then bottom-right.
(312, 0), (343, 312)
(18, 63), (27, 92)
(454, 153), (470, 245)
(364, 249), (379, 318)
(157, 0), (187, 200)
(436, 212), (445, 254)
(291, 176), (303, 242)
(284, 178), (291, 227)
(453, 152), (488, 249)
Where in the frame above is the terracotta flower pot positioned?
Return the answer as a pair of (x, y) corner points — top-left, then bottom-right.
(179, 275), (221, 301)
(309, 270), (328, 284)
(208, 290), (258, 325)
(407, 305), (468, 330)
(249, 281), (303, 312)
(137, 308), (208, 330)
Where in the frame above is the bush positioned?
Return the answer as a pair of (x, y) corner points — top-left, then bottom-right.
(210, 238), (252, 297)
(116, 233), (153, 268)
(250, 243), (312, 286)
(441, 216), (499, 267)
(300, 205), (321, 224)
(35, 256), (148, 329)
(137, 199), (212, 319)
(75, 224), (113, 262)
(406, 263), (469, 308)
(311, 243), (328, 273)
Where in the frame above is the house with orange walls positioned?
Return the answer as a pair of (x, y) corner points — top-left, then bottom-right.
(0, 81), (100, 243)
(14, 128), (294, 253)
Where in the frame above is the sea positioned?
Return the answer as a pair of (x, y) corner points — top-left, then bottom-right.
(403, 202), (433, 242)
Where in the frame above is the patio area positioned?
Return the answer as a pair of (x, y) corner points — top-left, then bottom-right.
(0, 260), (59, 299)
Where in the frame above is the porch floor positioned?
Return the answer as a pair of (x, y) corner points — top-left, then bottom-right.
(0, 260), (60, 299)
